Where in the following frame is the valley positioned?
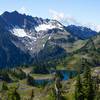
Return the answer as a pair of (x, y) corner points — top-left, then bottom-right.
(0, 11), (100, 100)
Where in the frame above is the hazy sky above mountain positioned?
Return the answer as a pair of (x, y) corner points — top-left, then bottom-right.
(0, 0), (100, 31)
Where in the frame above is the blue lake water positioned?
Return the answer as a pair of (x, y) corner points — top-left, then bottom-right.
(35, 70), (77, 85)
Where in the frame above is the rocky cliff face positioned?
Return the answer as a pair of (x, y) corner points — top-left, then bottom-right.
(0, 11), (98, 67)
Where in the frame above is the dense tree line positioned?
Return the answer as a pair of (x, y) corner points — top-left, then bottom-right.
(75, 59), (100, 100)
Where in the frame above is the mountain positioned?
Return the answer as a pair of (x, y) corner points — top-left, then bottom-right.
(0, 11), (98, 67)
(0, 22), (32, 67)
(66, 25), (97, 40)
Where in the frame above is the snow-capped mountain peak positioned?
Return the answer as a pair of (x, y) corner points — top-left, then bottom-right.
(11, 28), (29, 37)
(0, 11), (98, 67)
(35, 20), (63, 32)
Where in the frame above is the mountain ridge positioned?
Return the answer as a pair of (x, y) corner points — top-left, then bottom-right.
(0, 11), (99, 67)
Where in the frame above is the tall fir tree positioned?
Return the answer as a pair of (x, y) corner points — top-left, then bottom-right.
(2, 81), (8, 91)
(30, 89), (34, 100)
(27, 74), (35, 86)
(75, 74), (84, 100)
(94, 75), (100, 100)
(82, 60), (95, 100)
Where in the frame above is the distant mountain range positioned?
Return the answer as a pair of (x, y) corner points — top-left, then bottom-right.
(0, 11), (99, 67)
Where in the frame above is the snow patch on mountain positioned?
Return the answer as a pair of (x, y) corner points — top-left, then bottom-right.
(48, 36), (51, 40)
(12, 28), (29, 37)
(35, 22), (63, 32)
(11, 28), (38, 42)
(43, 44), (45, 47)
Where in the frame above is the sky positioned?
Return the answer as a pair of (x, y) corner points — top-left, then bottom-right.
(0, 0), (100, 31)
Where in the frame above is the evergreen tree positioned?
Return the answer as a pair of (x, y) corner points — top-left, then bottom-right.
(82, 60), (95, 100)
(13, 89), (21, 100)
(55, 71), (64, 80)
(27, 74), (35, 86)
(75, 74), (84, 100)
(30, 89), (34, 100)
(2, 82), (8, 91)
(69, 71), (74, 79)
(2, 72), (11, 82)
(94, 75), (100, 100)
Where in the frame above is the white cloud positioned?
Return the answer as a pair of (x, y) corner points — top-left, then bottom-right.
(63, 16), (80, 25)
(49, 9), (64, 21)
(19, 6), (29, 14)
(49, 9), (79, 25)
(83, 22), (100, 32)
(49, 9), (100, 32)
